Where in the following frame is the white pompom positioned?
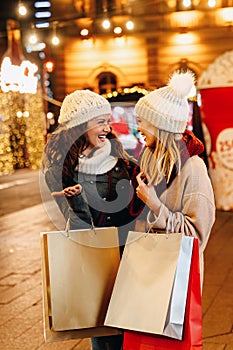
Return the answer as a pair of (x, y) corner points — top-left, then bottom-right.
(168, 71), (195, 97)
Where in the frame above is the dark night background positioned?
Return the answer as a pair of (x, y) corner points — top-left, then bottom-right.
(0, 1), (35, 38)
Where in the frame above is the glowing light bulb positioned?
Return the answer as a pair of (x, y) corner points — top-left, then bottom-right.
(23, 111), (30, 117)
(126, 20), (134, 30)
(114, 26), (122, 35)
(208, 0), (216, 7)
(102, 19), (111, 29)
(16, 111), (23, 118)
(52, 35), (59, 45)
(183, 0), (191, 7)
(18, 3), (27, 16)
(80, 28), (89, 36)
(29, 34), (38, 45)
(47, 112), (54, 119)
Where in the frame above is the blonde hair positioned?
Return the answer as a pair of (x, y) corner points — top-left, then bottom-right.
(140, 130), (182, 185)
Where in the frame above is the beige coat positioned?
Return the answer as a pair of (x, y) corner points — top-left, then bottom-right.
(138, 155), (216, 286)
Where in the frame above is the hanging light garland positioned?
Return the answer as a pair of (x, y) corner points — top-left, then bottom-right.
(6, 0), (223, 51)
(18, 1), (28, 17)
(103, 85), (151, 100)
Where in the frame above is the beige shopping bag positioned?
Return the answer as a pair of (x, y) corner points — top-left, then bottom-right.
(41, 226), (122, 342)
(104, 231), (183, 335)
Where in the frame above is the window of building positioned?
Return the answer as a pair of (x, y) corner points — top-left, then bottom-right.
(98, 72), (117, 94)
(95, 0), (116, 15)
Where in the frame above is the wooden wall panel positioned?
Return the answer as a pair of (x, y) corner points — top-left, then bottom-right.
(62, 36), (148, 93)
(146, 28), (233, 86)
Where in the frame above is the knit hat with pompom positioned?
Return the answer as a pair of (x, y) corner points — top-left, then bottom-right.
(134, 71), (195, 133)
(58, 89), (111, 129)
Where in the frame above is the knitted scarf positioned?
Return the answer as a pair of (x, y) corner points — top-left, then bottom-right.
(76, 139), (118, 175)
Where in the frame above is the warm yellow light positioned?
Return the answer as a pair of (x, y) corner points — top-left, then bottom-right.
(18, 3), (27, 16)
(102, 19), (111, 29)
(23, 111), (30, 117)
(114, 37), (126, 47)
(171, 11), (200, 28)
(183, 0), (191, 7)
(220, 7), (233, 23)
(174, 32), (196, 45)
(0, 88), (45, 174)
(16, 111), (23, 118)
(44, 60), (55, 73)
(208, 0), (216, 7)
(126, 20), (134, 30)
(80, 28), (89, 36)
(114, 26), (122, 35)
(52, 35), (59, 45)
(82, 38), (93, 48)
(29, 34), (38, 45)
(47, 112), (54, 119)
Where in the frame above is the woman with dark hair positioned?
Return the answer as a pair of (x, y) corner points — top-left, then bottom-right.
(42, 89), (144, 350)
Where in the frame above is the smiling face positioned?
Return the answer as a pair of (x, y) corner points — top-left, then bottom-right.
(137, 117), (158, 147)
(85, 115), (111, 151)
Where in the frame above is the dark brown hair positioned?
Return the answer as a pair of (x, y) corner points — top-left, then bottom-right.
(42, 123), (133, 186)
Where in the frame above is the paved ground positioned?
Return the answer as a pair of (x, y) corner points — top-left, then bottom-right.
(0, 169), (232, 349)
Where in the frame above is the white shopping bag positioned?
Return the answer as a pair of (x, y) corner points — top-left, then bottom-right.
(163, 235), (194, 339)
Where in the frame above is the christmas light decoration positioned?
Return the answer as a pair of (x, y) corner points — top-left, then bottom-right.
(0, 20), (45, 175)
(0, 88), (46, 175)
(0, 57), (38, 94)
(103, 86), (150, 100)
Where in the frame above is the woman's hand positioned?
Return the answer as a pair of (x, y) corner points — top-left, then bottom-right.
(136, 172), (161, 216)
(52, 184), (82, 197)
(136, 172), (150, 203)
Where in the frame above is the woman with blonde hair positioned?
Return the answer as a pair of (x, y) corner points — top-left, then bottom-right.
(134, 71), (215, 285)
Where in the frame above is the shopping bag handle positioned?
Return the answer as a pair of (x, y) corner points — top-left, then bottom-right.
(146, 212), (175, 239)
(65, 217), (71, 234)
(64, 215), (96, 238)
(63, 184), (97, 238)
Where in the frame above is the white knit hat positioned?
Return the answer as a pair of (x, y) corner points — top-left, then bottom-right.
(135, 71), (195, 133)
(58, 89), (111, 128)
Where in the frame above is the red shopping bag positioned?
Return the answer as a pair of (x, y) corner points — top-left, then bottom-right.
(123, 238), (202, 350)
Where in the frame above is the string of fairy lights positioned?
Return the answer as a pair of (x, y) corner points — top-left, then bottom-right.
(13, 0), (221, 48)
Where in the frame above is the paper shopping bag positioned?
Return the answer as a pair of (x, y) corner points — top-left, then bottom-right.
(105, 231), (184, 335)
(123, 238), (202, 350)
(163, 235), (194, 339)
(40, 226), (122, 342)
